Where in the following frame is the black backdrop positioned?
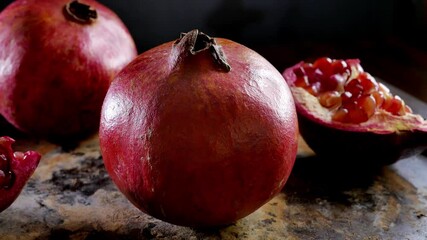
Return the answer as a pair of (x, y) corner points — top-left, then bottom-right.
(1, 0), (425, 53)
(1, 0), (427, 100)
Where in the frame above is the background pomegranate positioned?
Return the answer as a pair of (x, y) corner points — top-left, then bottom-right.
(0, 136), (40, 212)
(283, 57), (427, 166)
(99, 29), (298, 227)
(0, 0), (137, 141)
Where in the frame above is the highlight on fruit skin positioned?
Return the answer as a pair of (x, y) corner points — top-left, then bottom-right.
(283, 57), (427, 165)
(100, 29), (298, 227)
(0, 136), (41, 212)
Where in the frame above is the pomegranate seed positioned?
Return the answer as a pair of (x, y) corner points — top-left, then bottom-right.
(293, 66), (306, 78)
(383, 95), (405, 115)
(309, 68), (324, 84)
(313, 57), (332, 75)
(318, 91), (341, 108)
(372, 91), (385, 107)
(381, 94), (393, 110)
(331, 60), (350, 75)
(294, 76), (309, 88)
(333, 100), (372, 124)
(303, 65), (315, 79)
(339, 101), (367, 123)
(332, 107), (349, 122)
(344, 78), (363, 99)
(357, 72), (378, 94)
(347, 107), (369, 124)
(322, 73), (346, 92)
(304, 81), (321, 96)
(378, 86), (393, 110)
(341, 91), (354, 104)
(356, 95), (377, 118)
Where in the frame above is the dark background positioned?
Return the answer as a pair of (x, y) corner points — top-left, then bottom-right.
(1, 0), (427, 101)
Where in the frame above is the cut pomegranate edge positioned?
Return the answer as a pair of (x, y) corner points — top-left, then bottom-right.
(291, 82), (427, 133)
(0, 136), (41, 190)
(284, 59), (427, 133)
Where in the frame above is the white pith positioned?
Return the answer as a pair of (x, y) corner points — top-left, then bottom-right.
(292, 85), (427, 133)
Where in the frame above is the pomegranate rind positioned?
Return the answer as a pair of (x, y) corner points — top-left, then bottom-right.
(0, 136), (41, 212)
(283, 60), (427, 164)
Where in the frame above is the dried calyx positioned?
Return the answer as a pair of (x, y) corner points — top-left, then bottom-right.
(174, 29), (231, 72)
(64, 0), (97, 24)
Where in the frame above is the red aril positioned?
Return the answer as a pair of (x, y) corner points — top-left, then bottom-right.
(323, 73), (346, 92)
(318, 91), (341, 108)
(100, 29), (298, 227)
(285, 58), (416, 124)
(331, 59), (350, 75)
(283, 58), (427, 165)
(313, 57), (333, 76)
(356, 95), (377, 118)
(0, 136), (40, 212)
(357, 72), (379, 95)
(0, 0), (137, 141)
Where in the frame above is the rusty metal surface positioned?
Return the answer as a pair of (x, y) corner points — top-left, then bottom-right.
(0, 134), (425, 240)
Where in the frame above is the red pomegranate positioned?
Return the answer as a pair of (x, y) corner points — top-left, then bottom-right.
(0, 136), (41, 212)
(283, 57), (427, 165)
(99, 29), (298, 227)
(0, 0), (137, 141)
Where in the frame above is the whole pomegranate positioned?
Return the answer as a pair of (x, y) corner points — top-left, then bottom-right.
(100, 29), (298, 227)
(0, 136), (41, 212)
(0, 0), (137, 141)
(283, 57), (427, 165)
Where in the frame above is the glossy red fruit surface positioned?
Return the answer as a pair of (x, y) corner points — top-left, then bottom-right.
(0, 0), (137, 141)
(0, 136), (41, 212)
(100, 29), (298, 227)
(283, 58), (427, 165)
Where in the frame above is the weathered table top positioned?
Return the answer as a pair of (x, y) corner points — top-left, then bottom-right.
(1, 64), (427, 239)
(0, 129), (426, 240)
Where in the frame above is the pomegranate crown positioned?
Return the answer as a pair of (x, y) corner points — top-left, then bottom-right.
(174, 29), (231, 72)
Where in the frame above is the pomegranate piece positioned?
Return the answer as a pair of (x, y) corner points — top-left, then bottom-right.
(0, 0), (137, 141)
(0, 137), (41, 212)
(100, 29), (298, 227)
(287, 58), (413, 124)
(283, 58), (427, 165)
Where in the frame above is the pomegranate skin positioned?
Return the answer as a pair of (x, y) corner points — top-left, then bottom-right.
(100, 30), (298, 227)
(0, 136), (41, 212)
(297, 112), (427, 165)
(283, 61), (427, 166)
(0, 0), (137, 140)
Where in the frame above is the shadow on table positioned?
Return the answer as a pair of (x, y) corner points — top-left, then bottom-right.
(283, 155), (385, 204)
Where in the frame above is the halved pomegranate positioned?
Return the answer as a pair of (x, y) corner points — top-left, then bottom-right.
(283, 57), (427, 165)
(0, 136), (41, 212)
